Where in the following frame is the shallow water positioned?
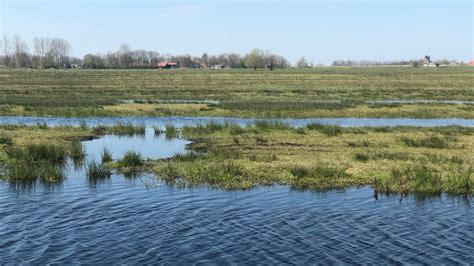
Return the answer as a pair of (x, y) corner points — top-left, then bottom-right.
(120, 99), (220, 105)
(1, 116), (473, 127)
(367, 100), (474, 105)
(84, 128), (190, 161)
(1, 178), (472, 264)
(1, 124), (473, 264)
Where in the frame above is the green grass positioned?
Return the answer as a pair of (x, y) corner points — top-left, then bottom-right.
(165, 125), (179, 138)
(101, 147), (113, 163)
(3, 143), (69, 182)
(0, 135), (13, 145)
(291, 165), (350, 190)
(376, 165), (473, 195)
(87, 161), (112, 180)
(154, 124), (474, 194)
(118, 151), (144, 167)
(160, 161), (251, 190)
(0, 67), (473, 118)
(306, 123), (344, 136)
(172, 152), (203, 162)
(70, 141), (85, 164)
(401, 135), (452, 149)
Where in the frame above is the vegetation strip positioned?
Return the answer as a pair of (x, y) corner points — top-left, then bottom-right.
(0, 68), (473, 118)
(0, 123), (472, 194)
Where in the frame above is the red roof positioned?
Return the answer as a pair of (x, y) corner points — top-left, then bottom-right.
(467, 60), (474, 66)
(157, 62), (178, 67)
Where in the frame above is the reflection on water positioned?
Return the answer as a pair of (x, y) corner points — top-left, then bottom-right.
(84, 127), (190, 161)
(1, 116), (473, 127)
(1, 179), (472, 264)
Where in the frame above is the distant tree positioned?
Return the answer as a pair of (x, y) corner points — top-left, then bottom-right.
(12, 35), (30, 68)
(201, 53), (209, 68)
(1, 35), (12, 67)
(296, 57), (308, 68)
(33, 37), (51, 68)
(83, 54), (105, 69)
(245, 48), (265, 70)
(264, 51), (289, 71)
(118, 43), (132, 68)
(227, 53), (243, 68)
(47, 38), (71, 68)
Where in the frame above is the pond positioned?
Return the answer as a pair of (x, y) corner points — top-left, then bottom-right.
(83, 127), (191, 161)
(1, 116), (474, 127)
(0, 126), (473, 264)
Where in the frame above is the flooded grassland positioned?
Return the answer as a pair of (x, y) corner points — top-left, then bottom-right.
(1, 123), (472, 195)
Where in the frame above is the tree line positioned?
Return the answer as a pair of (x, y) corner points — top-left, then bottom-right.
(1, 35), (74, 69)
(0, 35), (289, 70)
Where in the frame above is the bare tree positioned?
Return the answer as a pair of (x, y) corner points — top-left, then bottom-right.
(13, 35), (30, 68)
(33, 37), (51, 68)
(201, 53), (209, 68)
(118, 43), (132, 68)
(296, 57), (308, 68)
(1, 35), (12, 67)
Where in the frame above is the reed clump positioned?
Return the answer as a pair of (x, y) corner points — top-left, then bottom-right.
(93, 123), (145, 136)
(118, 151), (143, 167)
(70, 141), (85, 164)
(3, 143), (69, 182)
(101, 147), (113, 163)
(165, 125), (179, 138)
(87, 161), (111, 180)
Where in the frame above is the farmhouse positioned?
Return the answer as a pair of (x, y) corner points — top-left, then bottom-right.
(466, 60), (474, 67)
(157, 62), (178, 69)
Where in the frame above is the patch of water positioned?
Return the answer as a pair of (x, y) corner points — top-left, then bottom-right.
(1, 116), (473, 127)
(0, 180), (472, 264)
(84, 128), (190, 161)
(367, 100), (474, 105)
(119, 99), (220, 105)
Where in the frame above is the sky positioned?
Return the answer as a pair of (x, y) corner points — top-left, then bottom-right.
(0, 0), (472, 65)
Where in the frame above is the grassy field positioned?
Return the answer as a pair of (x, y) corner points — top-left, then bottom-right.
(1, 124), (472, 194)
(155, 123), (473, 194)
(0, 67), (473, 118)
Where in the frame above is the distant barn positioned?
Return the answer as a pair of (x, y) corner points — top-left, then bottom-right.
(467, 60), (474, 67)
(157, 62), (178, 69)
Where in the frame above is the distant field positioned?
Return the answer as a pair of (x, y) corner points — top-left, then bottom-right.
(0, 67), (473, 118)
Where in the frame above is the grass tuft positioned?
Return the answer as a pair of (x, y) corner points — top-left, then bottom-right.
(87, 161), (111, 180)
(101, 147), (113, 163)
(118, 151), (143, 167)
(306, 123), (344, 136)
(165, 125), (179, 138)
(401, 135), (451, 149)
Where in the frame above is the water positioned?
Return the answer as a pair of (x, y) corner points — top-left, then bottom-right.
(367, 100), (474, 105)
(1, 181), (472, 264)
(83, 128), (190, 161)
(120, 99), (220, 105)
(1, 124), (473, 264)
(1, 116), (474, 127)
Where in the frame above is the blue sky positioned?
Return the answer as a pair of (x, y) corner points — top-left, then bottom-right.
(1, 0), (472, 64)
